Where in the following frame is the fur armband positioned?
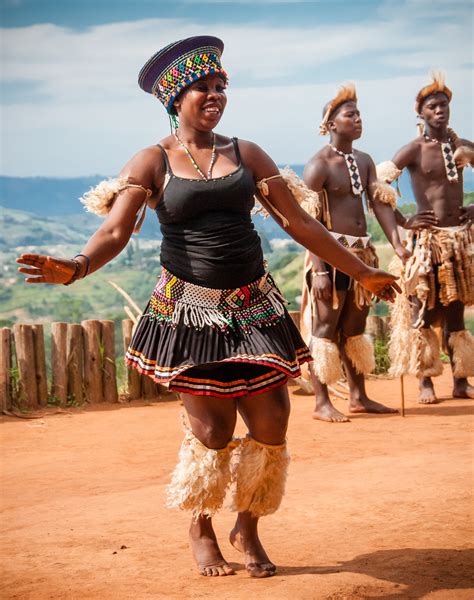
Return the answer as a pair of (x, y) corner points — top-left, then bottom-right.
(453, 146), (474, 169)
(80, 177), (152, 216)
(374, 160), (403, 209)
(253, 167), (321, 226)
(80, 177), (153, 234)
(370, 181), (397, 210)
(376, 161), (402, 184)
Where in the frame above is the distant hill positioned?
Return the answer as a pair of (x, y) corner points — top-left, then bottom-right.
(1, 169), (473, 247)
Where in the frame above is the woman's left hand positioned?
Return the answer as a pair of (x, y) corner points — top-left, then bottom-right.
(358, 267), (401, 303)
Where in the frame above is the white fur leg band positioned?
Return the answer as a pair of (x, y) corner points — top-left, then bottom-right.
(231, 436), (290, 517)
(449, 330), (474, 377)
(345, 334), (375, 375)
(310, 336), (343, 384)
(409, 327), (444, 378)
(166, 429), (238, 517)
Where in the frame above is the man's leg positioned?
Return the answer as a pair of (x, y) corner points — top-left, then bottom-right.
(310, 289), (349, 422)
(339, 292), (397, 414)
(443, 301), (474, 398)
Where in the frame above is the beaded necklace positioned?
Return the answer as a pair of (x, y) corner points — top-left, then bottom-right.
(423, 134), (458, 183)
(329, 144), (363, 196)
(174, 132), (217, 180)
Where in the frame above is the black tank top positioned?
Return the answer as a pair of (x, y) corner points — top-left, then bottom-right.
(156, 138), (264, 289)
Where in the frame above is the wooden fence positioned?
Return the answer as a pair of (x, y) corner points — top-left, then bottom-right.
(0, 319), (167, 412)
(0, 314), (388, 412)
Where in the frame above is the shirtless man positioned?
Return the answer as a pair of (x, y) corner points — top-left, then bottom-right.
(379, 72), (474, 404)
(301, 84), (408, 422)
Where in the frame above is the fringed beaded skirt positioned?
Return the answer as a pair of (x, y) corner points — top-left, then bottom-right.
(125, 267), (312, 398)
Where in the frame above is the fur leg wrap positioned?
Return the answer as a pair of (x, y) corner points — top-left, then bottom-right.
(310, 336), (343, 384)
(449, 330), (474, 377)
(166, 428), (238, 517)
(409, 327), (444, 378)
(231, 436), (290, 517)
(345, 334), (375, 375)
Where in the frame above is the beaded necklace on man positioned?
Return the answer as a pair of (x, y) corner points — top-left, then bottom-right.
(174, 132), (217, 180)
(329, 144), (363, 196)
(423, 133), (458, 183)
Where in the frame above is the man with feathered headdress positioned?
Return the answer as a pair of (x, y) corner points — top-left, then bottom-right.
(378, 71), (474, 403)
(300, 83), (408, 422)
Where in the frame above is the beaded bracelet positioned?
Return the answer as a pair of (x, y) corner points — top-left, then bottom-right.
(63, 259), (81, 286)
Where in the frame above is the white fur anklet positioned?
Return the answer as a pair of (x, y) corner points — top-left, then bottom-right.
(310, 336), (343, 384)
(409, 327), (444, 378)
(345, 334), (375, 375)
(231, 435), (290, 517)
(449, 330), (474, 377)
(166, 425), (239, 517)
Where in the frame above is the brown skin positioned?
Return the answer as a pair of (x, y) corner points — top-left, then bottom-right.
(392, 91), (474, 403)
(304, 101), (404, 422)
(16, 74), (400, 578)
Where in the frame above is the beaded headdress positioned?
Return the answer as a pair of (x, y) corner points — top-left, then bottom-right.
(319, 83), (357, 135)
(138, 35), (228, 115)
(415, 71), (452, 115)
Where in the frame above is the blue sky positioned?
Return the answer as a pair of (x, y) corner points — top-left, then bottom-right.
(1, 0), (473, 176)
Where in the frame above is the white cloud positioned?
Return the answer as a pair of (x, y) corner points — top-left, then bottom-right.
(1, 11), (472, 175)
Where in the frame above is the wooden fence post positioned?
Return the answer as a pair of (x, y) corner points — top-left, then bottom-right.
(13, 324), (38, 409)
(121, 319), (141, 400)
(32, 324), (48, 407)
(82, 320), (103, 403)
(366, 316), (388, 340)
(101, 320), (118, 403)
(67, 324), (84, 404)
(0, 328), (12, 411)
(51, 322), (68, 405)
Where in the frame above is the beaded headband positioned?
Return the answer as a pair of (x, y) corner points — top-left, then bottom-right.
(415, 71), (452, 114)
(319, 83), (357, 135)
(138, 36), (228, 115)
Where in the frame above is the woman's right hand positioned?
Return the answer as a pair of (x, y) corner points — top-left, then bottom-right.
(16, 254), (77, 284)
(358, 267), (401, 303)
(312, 272), (332, 300)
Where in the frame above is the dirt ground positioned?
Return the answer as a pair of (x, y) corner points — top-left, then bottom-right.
(1, 369), (473, 600)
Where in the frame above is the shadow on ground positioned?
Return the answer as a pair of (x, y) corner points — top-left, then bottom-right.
(278, 547), (474, 599)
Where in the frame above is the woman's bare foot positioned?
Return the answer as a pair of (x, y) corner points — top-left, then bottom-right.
(189, 516), (235, 577)
(312, 403), (350, 423)
(418, 378), (438, 404)
(452, 378), (474, 399)
(229, 512), (276, 578)
(349, 396), (398, 414)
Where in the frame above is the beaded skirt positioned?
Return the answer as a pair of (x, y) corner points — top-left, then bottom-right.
(125, 267), (312, 397)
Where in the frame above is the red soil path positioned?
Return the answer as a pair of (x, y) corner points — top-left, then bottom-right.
(1, 369), (473, 599)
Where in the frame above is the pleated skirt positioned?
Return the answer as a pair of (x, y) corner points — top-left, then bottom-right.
(125, 267), (312, 398)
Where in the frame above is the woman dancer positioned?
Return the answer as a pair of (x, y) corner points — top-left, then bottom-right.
(17, 36), (399, 578)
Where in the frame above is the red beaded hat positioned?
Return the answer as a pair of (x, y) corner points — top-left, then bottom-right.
(138, 36), (227, 115)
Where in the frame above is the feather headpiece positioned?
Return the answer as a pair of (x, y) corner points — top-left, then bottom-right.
(415, 71), (452, 114)
(319, 83), (357, 136)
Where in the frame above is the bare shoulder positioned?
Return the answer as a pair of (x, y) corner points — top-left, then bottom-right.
(458, 137), (474, 148)
(392, 138), (421, 168)
(235, 139), (278, 178)
(120, 144), (166, 190)
(353, 148), (373, 163)
(304, 150), (329, 181)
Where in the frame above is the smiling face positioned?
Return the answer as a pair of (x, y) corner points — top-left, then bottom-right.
(419, 92), (450, 129)
(328, 101), (362, 140)
(173, 73), (227, 130)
